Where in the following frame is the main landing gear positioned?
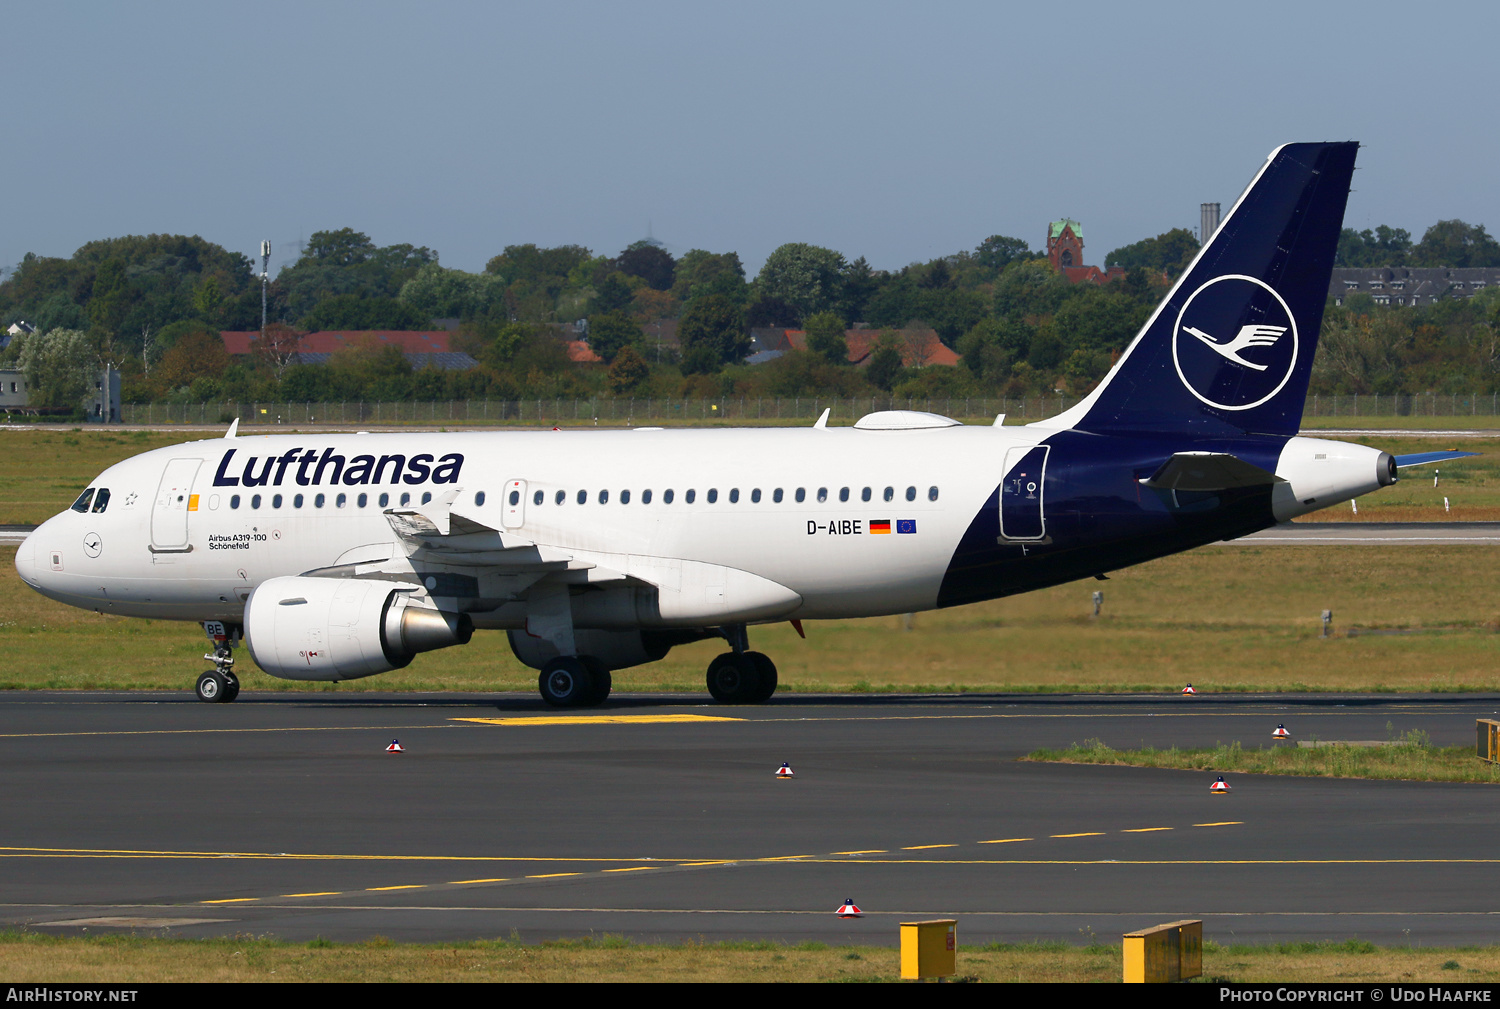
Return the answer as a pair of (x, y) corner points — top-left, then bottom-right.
(705, 624), (778, 704)
(196, 621), (241, 704)
(538, 655), (612, 708)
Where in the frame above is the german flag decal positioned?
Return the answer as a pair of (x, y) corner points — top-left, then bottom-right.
(870, 520), (891, 534)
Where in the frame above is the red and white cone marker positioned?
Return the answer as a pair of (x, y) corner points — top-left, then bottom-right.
(386, 739), (405, 754)
(1182, 684), (1196, 695)
(775, 762), (794, 778)
(836, 898), (862, 918)
(1272, 724), (1291, 739)
(1210, 776), (1231, 793)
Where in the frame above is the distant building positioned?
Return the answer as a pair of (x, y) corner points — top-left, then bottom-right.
(1047, 220), (1126, 285)
(0, 366), (119, 422)
(1328, 268), (1500, 307)
(219, 330), (478, 371)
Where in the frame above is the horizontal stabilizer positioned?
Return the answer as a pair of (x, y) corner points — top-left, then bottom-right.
(1393, 451), (1478, 468)
(1140, 452), (1281, 492)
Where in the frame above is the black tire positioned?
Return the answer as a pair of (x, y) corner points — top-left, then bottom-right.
(745, 651), (778, 703)
(195, 671), (228, 704)
(221, 672), (241, 703)
(539, 657), (595, 707)
(579, 656), (612, 706)
(706, 652), (762, 704)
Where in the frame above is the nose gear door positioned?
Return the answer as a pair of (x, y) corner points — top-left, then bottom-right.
(151, 458), (202, 552)
(1000, 445), (1049, 541)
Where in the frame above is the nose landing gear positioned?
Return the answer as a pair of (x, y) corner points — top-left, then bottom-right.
(196, 621), (241, 703)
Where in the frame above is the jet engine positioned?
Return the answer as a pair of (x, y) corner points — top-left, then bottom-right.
(245, 575), (472, 681)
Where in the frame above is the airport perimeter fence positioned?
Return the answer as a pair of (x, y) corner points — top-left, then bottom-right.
(116, 392), (1500, 427)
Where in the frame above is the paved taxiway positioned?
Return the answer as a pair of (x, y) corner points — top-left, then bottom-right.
(4, 691), (1500, 947)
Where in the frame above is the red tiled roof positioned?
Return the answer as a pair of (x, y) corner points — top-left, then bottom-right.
(568, 340), (602, 363)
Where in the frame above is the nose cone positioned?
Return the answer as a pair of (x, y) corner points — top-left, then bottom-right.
(13, 530), (38, 586)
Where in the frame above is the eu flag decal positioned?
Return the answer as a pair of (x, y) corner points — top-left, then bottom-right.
(896, 519), (917, 534)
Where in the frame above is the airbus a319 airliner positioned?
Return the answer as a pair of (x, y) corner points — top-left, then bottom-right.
(14, 142), (1466, 706)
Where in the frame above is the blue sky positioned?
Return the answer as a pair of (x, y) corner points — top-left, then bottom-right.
(5, 2), (1496, 278)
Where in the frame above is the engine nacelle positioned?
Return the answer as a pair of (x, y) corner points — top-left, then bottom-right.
(245, 575), (473, 681)
(507, 628), (707, 672)
(1272, 437), (1397, 521)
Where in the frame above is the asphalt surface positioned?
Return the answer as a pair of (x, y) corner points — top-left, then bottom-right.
(4, 691), (1500, 947)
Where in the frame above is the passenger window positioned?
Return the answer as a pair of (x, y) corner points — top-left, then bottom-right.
(295, 493), (305, 508)
(419, 491), (430, 505)
(883, 486), (894, 502)
(252, 494), (263, 509)
(313, 494), (324, 508)
(729, 488), (739, 503)
(91, 489), (110, 513)
(599, 489), (610, 504)
(642, 489), (653, 504)
(509, 490), (520, 506)
(929, 486), (939, 501)
(71, 489), (94, 513)
(751, 488), (762, 503)
(839, 487), (849, 503)
(475, 491), (486, 506)
(773, 488), (783, 503)
(358, 493), (368, 508)
(272, 494), (283, 508)
(816, 488), (827, 503)
(400, 492), (411, 506)
(664, 489), (674, 504)
(533, 490), (543, 506)
(707, 489), (718, 504)
(378, 493), (388, 507)
(795, 488), (806, 503)
(230, 494), (241, 510)
(555, 490), (565, 505)
(577, 489), (588, 505)
(621, 489), (631, 504)
(906, 486), (916, 502)
(861, 487), (872, 502)
(208, 494), (219, 511)
(336, 493), (347, 508)
(685, 489), (696, 504)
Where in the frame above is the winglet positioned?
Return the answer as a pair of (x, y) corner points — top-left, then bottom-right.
(992, 413), (1007, 427)
(224, 418), (239, 439)
(813, 408), (831, 429)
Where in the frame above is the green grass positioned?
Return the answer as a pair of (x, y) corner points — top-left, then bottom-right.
(1026, 728), (1500, 783)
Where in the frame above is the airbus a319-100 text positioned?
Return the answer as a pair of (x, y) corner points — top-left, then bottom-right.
(14, 142), (1467, 706)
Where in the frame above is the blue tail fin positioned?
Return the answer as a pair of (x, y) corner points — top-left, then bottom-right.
(1048, 142), (1358, 438)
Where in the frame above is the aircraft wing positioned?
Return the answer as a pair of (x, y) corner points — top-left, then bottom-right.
(1393, 451), (1478, 468)
(1139, 452), (1282, 492)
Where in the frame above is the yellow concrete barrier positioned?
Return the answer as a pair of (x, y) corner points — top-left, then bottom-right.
(1123, 919), (1202, 983)
(900, 919), (956, 981)
(1477, 719), (1500, 763)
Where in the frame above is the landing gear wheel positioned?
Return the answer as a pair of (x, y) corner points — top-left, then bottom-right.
(195, 670), (231, 704)
(745, 651), (777, 703)
(539, 657), (596, 707)
(580, 656), (612, 706)
(706, 652), (763, 704)
(221, 671), (240, 703)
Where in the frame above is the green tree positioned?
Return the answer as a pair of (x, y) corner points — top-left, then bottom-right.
(586, 311), (644, 363)
(299, 294), (430, 331)
(303, 228), (377, 266)
(398, 263), (507, 319)
(589, 273), (635, 315)
(1412, 220), (1500, 268)
(1336, 225), (1413, 267)
(975, 235), (1032, 271)
(1105, 228), (1198, 277)
(679, 293), (748, 367)
(866, 335), (905, 391)
(15, 328), (97, 409)
(615, 240), (676, 291)
(993, 259), (1074, 319)
(803, 311), (848, 364)
(755, 243), (848, 322)
(672, 250), (747, 303)
(608, 344), (650, 393)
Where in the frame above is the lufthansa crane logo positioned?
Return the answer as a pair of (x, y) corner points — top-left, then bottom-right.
(1172, 274), (1299, 411)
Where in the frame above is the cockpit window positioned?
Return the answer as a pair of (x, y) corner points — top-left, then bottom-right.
(71, 489), (95, 513)
(91, 489), (110, 513)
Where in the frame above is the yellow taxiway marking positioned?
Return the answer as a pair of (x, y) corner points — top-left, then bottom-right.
(980, 838), (1033, 844)
(761, 855), (812, 861)
(449, 878), (509, 885)
(451, 714), (742, 727)
(283, 892), (342, 897)
(1051, 832), (1105, 838)
(202, 898), (258, 904)
(366, 885), (424, 891)
(527, 873), (582, 879)
(834, 850), (887, 855)
(677, 861), (734, 866)
(0, 846), (675, 864)
(1195, 822), (1244, 827)
(901, 844), (957, 850)
(1121, 828), (1173, 833)
(603, 867), (657, 873)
